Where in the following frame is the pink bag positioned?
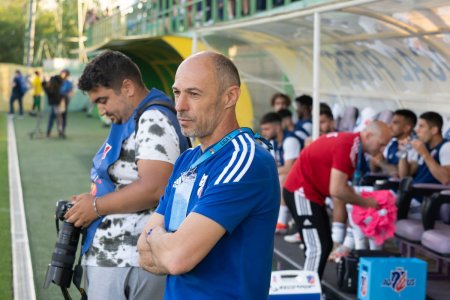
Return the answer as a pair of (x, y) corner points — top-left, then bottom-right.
(352, 190), (397, 245)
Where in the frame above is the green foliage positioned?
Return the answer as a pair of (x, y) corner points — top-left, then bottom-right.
(0, 0), (79, 65)
(0, 1), (26, 64)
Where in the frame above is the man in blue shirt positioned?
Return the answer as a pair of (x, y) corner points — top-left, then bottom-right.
(59, 69), (74, 138)
(9, 70), (26, 117)
(138, 51), (280, 299)
(260, 112), (301, 234)
(398, 111), (450, 219)
(294, 94), (313, 139)
(371, 109), (417, 177)
(399, 111), (450, 185)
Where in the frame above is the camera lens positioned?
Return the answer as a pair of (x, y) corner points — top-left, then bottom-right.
(44, 201), (82, 289)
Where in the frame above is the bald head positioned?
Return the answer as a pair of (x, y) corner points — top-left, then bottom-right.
(364, 121), (391, 136)
(361, 121), (392, 156)
(183, 51), (240, 94)
(172, 51), (241, 148)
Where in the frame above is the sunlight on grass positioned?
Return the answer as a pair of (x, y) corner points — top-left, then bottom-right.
(0, 114), (12, 300)
(13, 112), (107, 300)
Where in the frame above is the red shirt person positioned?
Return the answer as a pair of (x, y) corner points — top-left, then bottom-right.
(283, 121), (391, 278)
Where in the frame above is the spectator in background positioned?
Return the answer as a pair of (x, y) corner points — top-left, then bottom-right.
(278, 108), (295, 132)
(228, 0), (249, 19)
(399, 111), (450, 185)
(59, 69), (74, 138)
(260, 112), (302, 234)
(318, 103), (335, 135)
(371, 109), (417, 177)
(302, 103), (335, 147)
(398, 111), (450, 220)
(270, 92), (291, 112)
(30, 70), (43, 116)
(9, 70), (26, 118)
(43, 75), (64, 138)
(294, 94), (313, 139)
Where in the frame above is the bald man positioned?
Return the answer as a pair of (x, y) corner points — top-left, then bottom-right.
(283, 121), (391, 278)
(137, 51), (279, 299)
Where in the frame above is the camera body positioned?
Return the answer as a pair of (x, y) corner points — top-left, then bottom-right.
(55, 200), (73, 221)
(44, 200), (81, 289)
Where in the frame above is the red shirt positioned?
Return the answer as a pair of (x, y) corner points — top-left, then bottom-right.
(284, 132), (360, 206)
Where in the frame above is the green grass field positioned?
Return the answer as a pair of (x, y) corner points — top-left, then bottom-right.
(0, 114), (12, 300)
(13, 112), (108, 299)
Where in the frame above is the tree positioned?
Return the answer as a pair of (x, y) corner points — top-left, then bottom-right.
(0, 1), (26, 64)
(0, 0), (79, 65)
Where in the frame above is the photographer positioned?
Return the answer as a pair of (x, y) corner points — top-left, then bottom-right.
(64, 50), (188, 299)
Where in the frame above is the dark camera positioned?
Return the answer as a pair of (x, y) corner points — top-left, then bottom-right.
(44, 200), (81, 289)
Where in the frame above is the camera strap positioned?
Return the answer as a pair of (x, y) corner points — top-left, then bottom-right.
(72, 230), (87, 300)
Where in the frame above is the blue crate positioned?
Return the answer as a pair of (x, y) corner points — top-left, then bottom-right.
(358, 257), (427, 300)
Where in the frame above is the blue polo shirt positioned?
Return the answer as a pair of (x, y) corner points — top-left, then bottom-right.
(156, 131), (280, 300)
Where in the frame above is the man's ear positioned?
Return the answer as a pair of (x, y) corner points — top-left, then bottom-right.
(223, 86), (240, 109)
(121, 79), (135, 97)
(431, 125), (439, 136)
(404, 124), (412, 134)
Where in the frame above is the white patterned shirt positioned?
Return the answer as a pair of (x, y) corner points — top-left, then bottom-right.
(84, 109), (180, 267)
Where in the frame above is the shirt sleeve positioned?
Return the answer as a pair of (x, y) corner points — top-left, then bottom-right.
(440, 142), (450, 166)
(407, 148), (419, 163)
(283, 137), (301, 161)
(135, 110), (180, 164)
(332, 141), (354, 176)
(302, 122), (312, 135)
(155, 190), (169, 216)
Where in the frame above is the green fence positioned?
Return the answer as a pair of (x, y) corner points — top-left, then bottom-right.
(86, 0), (330, 49)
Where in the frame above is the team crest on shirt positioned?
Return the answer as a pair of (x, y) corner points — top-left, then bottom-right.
(101, 143), (112, 159)
(197, 174), (208, 198)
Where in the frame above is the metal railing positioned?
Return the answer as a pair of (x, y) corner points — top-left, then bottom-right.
(85, 0), (330, 48)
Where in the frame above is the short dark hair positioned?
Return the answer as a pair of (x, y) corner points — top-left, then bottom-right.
(420, 111), (443, 133)
(260, 112), (282, 125)
(320, 103), (334, 120)
(270, 93), (291, 107)
(78, 50), (145, 92)
(394, 109), (417, 128)
(295, 94), (312, 107)
(61, 69), (70, 76)
(277, 109), (292, 119)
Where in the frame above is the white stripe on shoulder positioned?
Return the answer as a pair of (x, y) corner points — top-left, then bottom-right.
(214, 139), (240, 185)
(233, 133), (255, 182)
(223, 135), (248, 183)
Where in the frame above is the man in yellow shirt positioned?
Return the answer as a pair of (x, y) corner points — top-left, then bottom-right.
(31, 70), (43, 115)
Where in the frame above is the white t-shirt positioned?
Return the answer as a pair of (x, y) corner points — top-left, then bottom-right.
(438, 141), (450, 166)
(84, 109), (180, 267)
(283, 136), (301, 161)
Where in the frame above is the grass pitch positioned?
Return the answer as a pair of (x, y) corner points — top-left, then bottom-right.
(13, 112), (107, 299)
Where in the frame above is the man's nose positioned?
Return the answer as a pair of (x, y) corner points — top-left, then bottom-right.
(97, 103), (106, 116)
(175, 94), (188, 112)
